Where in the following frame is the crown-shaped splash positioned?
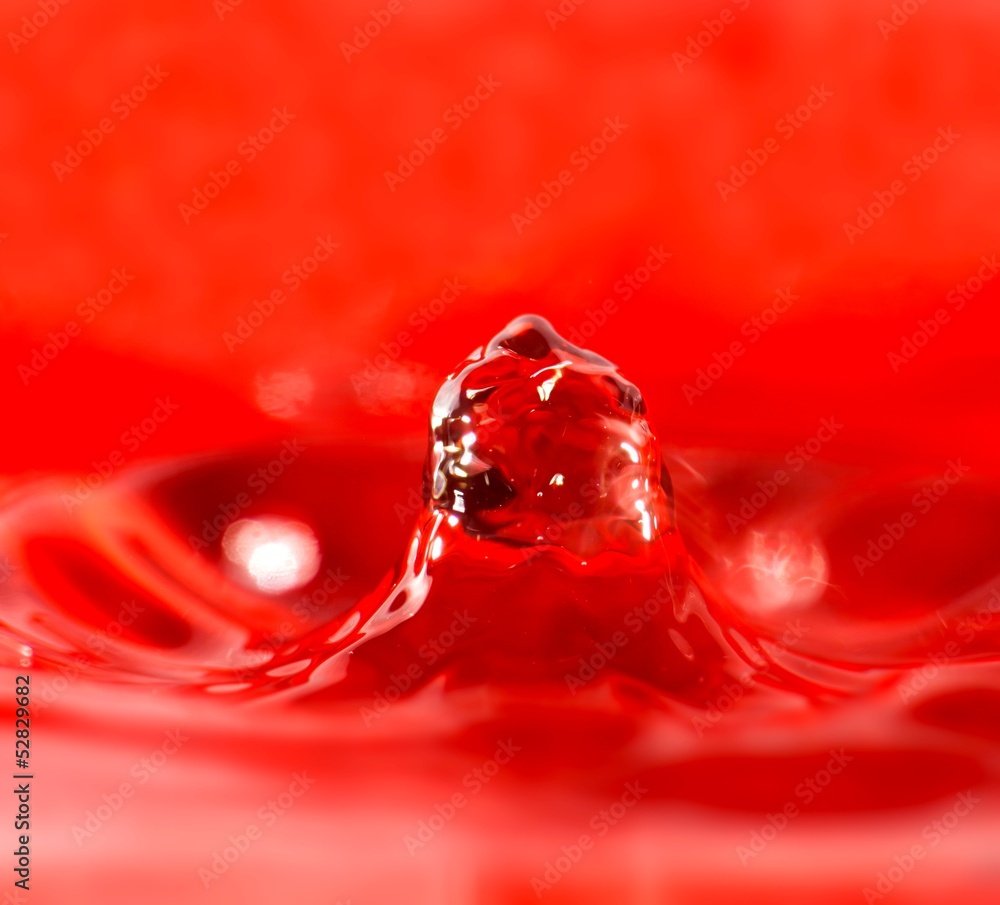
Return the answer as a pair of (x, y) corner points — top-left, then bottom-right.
(425, 315), (674, 557)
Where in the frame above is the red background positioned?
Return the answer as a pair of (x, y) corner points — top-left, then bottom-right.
(4, 3), (1000, 904)
(2, 0), (998, 480)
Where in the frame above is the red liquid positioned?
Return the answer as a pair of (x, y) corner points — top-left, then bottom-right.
(2, 318), (999, 904)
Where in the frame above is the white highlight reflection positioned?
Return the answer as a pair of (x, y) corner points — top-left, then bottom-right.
(736, 529), (829, 609)
(222, 517), (321, 594)
(254, 369), (314, 420)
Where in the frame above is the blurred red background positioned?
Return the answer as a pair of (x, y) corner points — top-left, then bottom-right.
(4, 3), (1000, 904)
(3, 0), (999, 479)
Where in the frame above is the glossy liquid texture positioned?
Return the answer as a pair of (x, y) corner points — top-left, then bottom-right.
(3, 317), (1000, 903)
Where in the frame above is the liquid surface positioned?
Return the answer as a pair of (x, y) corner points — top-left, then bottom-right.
(3, 317), (1000, 903)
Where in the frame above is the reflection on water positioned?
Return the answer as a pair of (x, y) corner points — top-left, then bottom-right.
(222, 517), (321, 594)
(1, 316), (1000, 905)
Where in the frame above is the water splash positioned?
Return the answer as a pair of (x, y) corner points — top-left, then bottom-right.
(1, 315), (999, 721)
